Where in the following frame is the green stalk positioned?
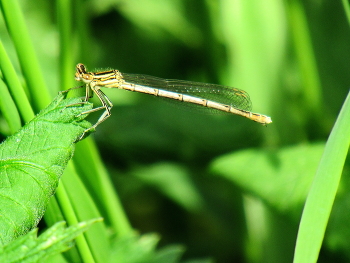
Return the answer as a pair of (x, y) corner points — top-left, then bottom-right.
(0, 41), (34, 123)
(286, 0), (322, 118)
(56, 172), (96, 263)
(0, 78), (21, 133)
(57, 0), (74, 91)
(0, 0), (51, 111)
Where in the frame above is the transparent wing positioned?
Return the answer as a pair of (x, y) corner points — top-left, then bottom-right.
(122, 73), (252, 111)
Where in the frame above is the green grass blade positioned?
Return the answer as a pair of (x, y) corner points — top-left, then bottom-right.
(59, 163), (110, 263)
(73, 0), (93, 65)
(0, 40), (34, 123)
(342, 0), (350, 26)
(74, 139), (133, 237)
(0, 0), (51, 110)
(56, 0), (74, 91)
(0, 93), (92, 246)
(0, 78), (21, 134)
(294, 91), (350, 263)
(55, 172), (98, 263)
(286, 0), (322, 117)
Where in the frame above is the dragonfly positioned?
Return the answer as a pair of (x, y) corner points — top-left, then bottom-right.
(74, 63), (272, 134)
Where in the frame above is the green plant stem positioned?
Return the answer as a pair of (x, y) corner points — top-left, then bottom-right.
(57, 0), (74, 91)
(0, 41), (34, 123)
(74, 139), (133, 236)
(56, 170), (96, 263)
(0, 0), (51, 111)
(286, 0), (322, 118)
(61, 160), (110, 263)
(73, 0), (93, 65)
(0, 78), (21, 133)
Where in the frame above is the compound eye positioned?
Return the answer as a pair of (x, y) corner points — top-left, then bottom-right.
(74, 72), (81, 81)
(77, 63), (86, 72)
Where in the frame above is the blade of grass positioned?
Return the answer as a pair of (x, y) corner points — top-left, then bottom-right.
(286, 0), (323, 118)
(59, 163), (110, 263)
(73, 0), (93, 66)
(0, 78), (21, 133)
(341, 0), (350, 27)
(74, 139), (133, 237)
(56, 0), (74, 91)
(294, 91), (350, 263)
(55, 172), (96, 263)
(0, 41), (34, 123)
(0, 0), (51, 110)
(218, 0), (283, 147)
(218, 0), (285, 113)
(44, 195), (83, 263)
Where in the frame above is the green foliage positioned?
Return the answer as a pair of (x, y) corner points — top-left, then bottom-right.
(0, 0), (349, 262)
(110, 233), (186, 263)
(0, 219), (102, 263)
(294, 93), (350, 263)
(211, 143), (325, 218)
(0, 93), (92, 246)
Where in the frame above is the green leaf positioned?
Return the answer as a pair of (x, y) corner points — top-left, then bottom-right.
(0, 218), (102, 263)
(210, 142), (325, 218)
(131, 162), (205, 211)
(110, 233), (185, 263)
(0, 92), (92, 246)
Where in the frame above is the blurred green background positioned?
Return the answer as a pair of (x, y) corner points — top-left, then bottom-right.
(0, 0), (350, 262)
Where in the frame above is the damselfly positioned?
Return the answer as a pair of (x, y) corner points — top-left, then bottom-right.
(74, 63), (272, 132)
